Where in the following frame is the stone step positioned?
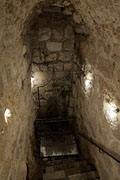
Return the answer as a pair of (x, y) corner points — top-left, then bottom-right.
(43, 170), (65, 180)
(65, 164), (95, 176)
(43, 170), (98, 180)
(43, 159), (94, 170)
(43, 164), (96, 179)
(43, 158), (98, 180)
(68, 171), (99, 180)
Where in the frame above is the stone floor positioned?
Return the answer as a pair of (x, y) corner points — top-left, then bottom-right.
(42, 156), (99, 180)
(34, 118), (100, 180)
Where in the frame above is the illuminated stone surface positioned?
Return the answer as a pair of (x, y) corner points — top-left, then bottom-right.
(0, 0), (120, 180)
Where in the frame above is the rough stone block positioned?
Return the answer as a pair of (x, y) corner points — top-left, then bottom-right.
(46, 53), (57, 62)
(32, 56), (41, 63)
(63, 8), (72, 15)
(32, 49), (40, 57)
(46, 166), (54, 174)
(56, 72), (65, 79)
(54, 63), (64, 72)
(73, 13), (81, 24)
(46, 42), (62, 52)
(47, 64), (54, 72)
(58, 51), (73, 61)
(38, 28), (51, 41)
(52, 29), (63, 41)
(32, 63), (40, 72)
(54, 170), (65, 179)
(64, 40), (74, 51)
(64, 63), (72, 71)
(64, 25), (74, 38)
(39, 65), (48, 72)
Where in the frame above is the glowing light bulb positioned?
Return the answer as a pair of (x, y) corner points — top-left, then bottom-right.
(4, 108), (11, 123)
(103, 100), (118, 130)
(31, 77), (35, 87)
(84, 73), (93, 92)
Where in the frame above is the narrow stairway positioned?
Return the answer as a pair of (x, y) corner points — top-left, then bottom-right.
(34, 117), (100, 180)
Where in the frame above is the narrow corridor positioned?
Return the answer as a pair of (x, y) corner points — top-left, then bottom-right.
(34, 115), (99, 180)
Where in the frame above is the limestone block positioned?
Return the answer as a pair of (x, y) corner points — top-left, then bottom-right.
(64, 25), (74, 38)
(32, 49), (40, 57)
(52, 29), (63, 40)
(75, 25), (89, 36)
(32, 63), (40, 72)
(47, 64), (54, 72)
(58, 51), (73, 61)
(56, 72), (65, 79)
(63, 8), (72, 15)
(46, 42), (62, 52)
(40, 100), (47, 107)
(54, 170), (65, 179)
(33, 56), (40, 63)
(73, 13), (81, 24)
(39, 65), (48, 72)
(55, 63), (64, 72)
(64, 63), (72, 71)
(63, 1), (71, 7)
(46, 166), (54, 173)
(46, 53), (57, 61)
(64, 40), (74, 51)
(38, 28), (51, 41)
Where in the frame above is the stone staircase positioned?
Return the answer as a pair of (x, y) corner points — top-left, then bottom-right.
(42, 156), (99, 180)
(34, 117), (100, 180)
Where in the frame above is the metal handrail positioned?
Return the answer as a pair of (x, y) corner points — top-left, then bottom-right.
(35, 117), (74, 123)
(79, 132), (120, 164)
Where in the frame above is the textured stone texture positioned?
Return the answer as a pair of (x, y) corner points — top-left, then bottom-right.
(46, 42), (62, 52)
(1, 0), (120, 179)
(46, 53), (57, 62)
(52, 29), (63, 41)
(64, 40), (74, 51)
(38, 28), (51, 41)
(28, 12), (75, 119)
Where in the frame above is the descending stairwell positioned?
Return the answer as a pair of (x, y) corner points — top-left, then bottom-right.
(42, 156), (99, 180)
(34, 116), (100, 180)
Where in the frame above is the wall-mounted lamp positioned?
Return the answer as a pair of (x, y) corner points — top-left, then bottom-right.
(84, 72), (93, 93)
(31, 77), (35, 88)
(4, 108), (11, 123)
(103, 99), (119, 129)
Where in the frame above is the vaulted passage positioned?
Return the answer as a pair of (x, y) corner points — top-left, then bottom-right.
(1, 0), (120, 180)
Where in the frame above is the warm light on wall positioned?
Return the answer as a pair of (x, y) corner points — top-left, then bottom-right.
(31, 77), (35, 87)
(103, 100), (119, 130)
(4, 108), (11, 123)
(84, 72), (93, 93)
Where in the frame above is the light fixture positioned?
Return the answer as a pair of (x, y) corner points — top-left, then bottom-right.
(31, 77), (35, 88)
(4, 108), (11, 123)
(103, 100), (119, 129)
(84, 72), (93, 93)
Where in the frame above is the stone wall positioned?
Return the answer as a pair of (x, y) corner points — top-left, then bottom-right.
(1, 0), (120, 179)
(0, 34), (35, 180)
(0, 1), (36, 180)
(70, 1), (120, 178)
(28, 12), (75, 118)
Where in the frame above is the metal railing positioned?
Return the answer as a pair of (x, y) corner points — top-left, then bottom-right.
(78, 132), (120, 164)
(35, 117), (74, 123)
